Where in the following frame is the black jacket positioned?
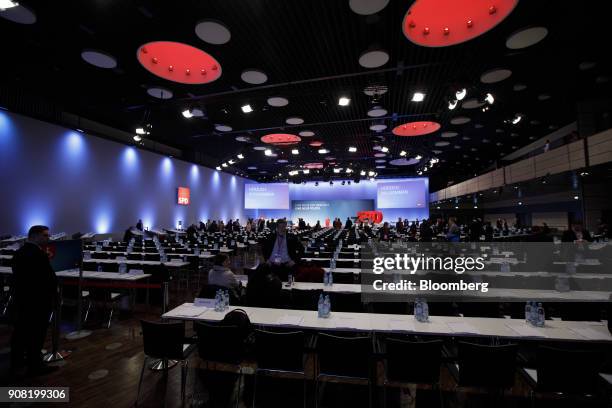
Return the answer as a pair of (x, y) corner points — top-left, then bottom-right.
(262, 233), (304, 264)
(12, 242), (58, 315)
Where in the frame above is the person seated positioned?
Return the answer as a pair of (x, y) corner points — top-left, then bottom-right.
(446, 217), (460, 242)
(541, 222), (551, 235)
(396, 218), (404, 234)
(484, 222), (494, 241)
(379, 222), (392, 241)
(419, 219), (433, 242)
(313, 220), (322, 231)
(262, 219), (304, 280)
(246, 263), (285, 308)
(208, 253), (240, 290)
(186, 223), (198, 239)
(562, 224), (592, 242)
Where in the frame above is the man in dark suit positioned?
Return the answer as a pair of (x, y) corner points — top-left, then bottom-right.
(262, 219), (304, 280)
(10, 225), (59, 377)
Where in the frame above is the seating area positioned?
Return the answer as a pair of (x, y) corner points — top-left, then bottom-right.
(2, 1), (612, 407)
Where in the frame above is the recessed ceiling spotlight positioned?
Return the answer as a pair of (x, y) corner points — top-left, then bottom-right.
(448, 99), (458, 110)
(221, 163), (228, 167)
(264, 149), (273, 156)
(135, 127), (146, 135)
(0, 0), (19, 10)
(133, 135), (142, 142)
(485, 93), (494, 104)
(215, 124), (232, 132)
(215, 166), (221, 171)
(241, 104), (253, 113)
(348, 146), (357, 152)
(338, 97), (351, 106)
(333, 168), (341, 174)
(512, 114), (522, 125)
(291, 149), (299, 155)
(237, 154), (244, 159)
(400, 151), (407, 156)
(381, 146), (389, 153)
(182, 109), (194, 118)
(318, 148), (329, 154)
(412, 92), (425, 102)
(456, 88), (467, 101)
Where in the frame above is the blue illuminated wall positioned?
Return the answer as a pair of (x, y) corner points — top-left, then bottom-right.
(244, 179), (429, 224)
(0, 111), (248, 235)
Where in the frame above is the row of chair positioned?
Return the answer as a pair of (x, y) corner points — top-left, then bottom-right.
(137, 319), (608, 407)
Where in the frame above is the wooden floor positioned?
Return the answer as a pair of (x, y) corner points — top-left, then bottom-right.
(0, 285), (605, 408)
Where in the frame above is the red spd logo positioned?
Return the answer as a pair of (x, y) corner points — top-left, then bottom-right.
(177, 187), (190, 205)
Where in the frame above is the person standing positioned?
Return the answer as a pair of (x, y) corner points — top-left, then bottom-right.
(10, 225), (59, 377)
(136, 219), (143, 231)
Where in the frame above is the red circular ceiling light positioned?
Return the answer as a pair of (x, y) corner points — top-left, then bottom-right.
(403, 0), (518, 47)
(137, 41), (222, 84)
(309, 141), (323, 147)
(303, 162), (324, 169)
(261, 133), (301, 146)
(392, 121), (441, 136)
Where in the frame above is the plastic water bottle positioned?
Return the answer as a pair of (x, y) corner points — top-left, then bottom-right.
(323, 295), (331, 317)
(414, 298), (423, 322)
(223, 290), (230, 310)
(323, 271), (329, 286)
(288, 273), (294, 287)
(119, 263), (127, 274)
(525, 301), (532, 324)
(422, 299), (429, 322)
(328, 270), (333, 286)
(97, 263), (103, 272)
(318, 294), (325, 318)
(214, 290), (221, 312)
(536, 303), (545, 327)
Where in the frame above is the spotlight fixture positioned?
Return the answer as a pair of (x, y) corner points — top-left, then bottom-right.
(456, 88), (467, 101)
(264, 149), (273, 156)
(241, 104), (253, 113)
(412, 92), (425, 102)
(0, 1), (19, 10)
(221, 163), (228, 167)
(135, 127), (146, 135)
(381, 146), (389, 153)
(512, 114), (522, 125)
(485, 93), (494, 105)
(237, 154), (244, 159)
(448, 100), (458, 110)
(291, 149), (299, 155)
(573, 195), (579, 200)
(518, 201), (523, 206)
(338, 97), (351, 106)
(348, 146), (357, 152)
(318, 148), (329, 154)
(368, 171), (375, 177)
(228, 160), (235, 165)
(215, 166), (221, 171)
(346, 168), (353, 173)
(415, 155), (422, 160)
(399, 150), (407, 156)
(303, 169), (310, 174)
(182, 109), (194, 119)
(289, 170), (298, 176)
(133, 135), (142, 142)
(360, 170), (366, 176)
(417, 171), (423, 175)
(333, 168), (341, 174)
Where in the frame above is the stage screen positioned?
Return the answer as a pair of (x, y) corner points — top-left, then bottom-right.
(376, 178), (428, 209)
(291, 199), (374, 225)
(244, 183), (289, 209)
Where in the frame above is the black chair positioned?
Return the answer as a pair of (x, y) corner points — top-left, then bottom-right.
(332, 272), (355, 284)
(290, 289), (322, 311)
(253, 330), (307, 408)
(329, 292), (363, 313)
(382, 338), (443, 408)
(137, 320), (195, 406)
(194, 321), (248, 408)
(452, 341), (517, 392)
(521, 346), (604, 405)
(316, 332), (373, 408)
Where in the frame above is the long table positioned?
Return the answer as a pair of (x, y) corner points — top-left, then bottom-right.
(83, 259), (190, 267)
(163, 304), (612, 342)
